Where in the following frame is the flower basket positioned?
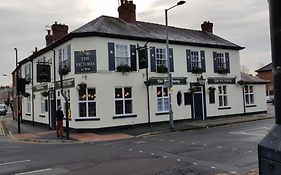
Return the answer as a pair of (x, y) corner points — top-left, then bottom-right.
(189, 86), (201, 93)
(157, 65), (168, 73)
(208, 86), (216, 93)
(78, 82), (87, 90)
(41, 91), (49, 97)
(116, 64), (132, 75)
(217, 68), (228, 74)
(191, 67), (203, 74)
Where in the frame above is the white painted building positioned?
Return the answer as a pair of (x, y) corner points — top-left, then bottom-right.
(15, 0), (268, 130)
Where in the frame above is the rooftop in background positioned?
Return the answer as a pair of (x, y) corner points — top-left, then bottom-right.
(255, 63), (272, 72)
(240, 72), (270, 84)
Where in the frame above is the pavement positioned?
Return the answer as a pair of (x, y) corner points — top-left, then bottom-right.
(0, 108), (274, 144)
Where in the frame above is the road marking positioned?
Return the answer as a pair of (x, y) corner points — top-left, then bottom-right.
(230, 127), (269, 136)
(211, 166), (216, 169)
(193, 162), (198, 165)
(15, 168), (52, 175)
(139, 150), (143, 153)
(0, 160), (31, 166)
(229, 171), (237, 174)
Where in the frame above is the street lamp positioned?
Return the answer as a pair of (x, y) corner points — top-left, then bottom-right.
(165, 0), (186, 130)
(197, 75), (206, 86)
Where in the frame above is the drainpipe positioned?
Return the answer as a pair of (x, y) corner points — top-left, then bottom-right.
(31, 58), (35, 126)
(52, 49), (56, 129)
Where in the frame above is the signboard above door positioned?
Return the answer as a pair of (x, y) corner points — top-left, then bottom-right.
(208, 77), (236, 84)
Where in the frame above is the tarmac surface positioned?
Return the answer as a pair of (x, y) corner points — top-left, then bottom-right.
(0, 108), (274, 145)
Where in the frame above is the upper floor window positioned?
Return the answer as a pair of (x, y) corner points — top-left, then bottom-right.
(115, 44), (130, 68)
(156, 48), (167, 72)
(244, 85), (254, 105)
(186, 50), (206, 73)
(213, 52), (230, 74)
(150, 47), (174, 73)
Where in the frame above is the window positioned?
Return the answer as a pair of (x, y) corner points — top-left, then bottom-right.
(217, 53), (226, 70)
(27, 96), (31, 113)
(156, 48), (167, 71)
(115, 87), (133, 115)
(177, 91), (183, 106)
(191, 51), (201, 69)
(209, 91), (215, 104)
(218, 86), (228, 107)
(157, 87), (169, 112)
(244, 85), (254, 105)
(78, 88), (96, 118)
(41, 95), (45, 114)
(115, 44), (130, 68)
(25, 64), (31, 81)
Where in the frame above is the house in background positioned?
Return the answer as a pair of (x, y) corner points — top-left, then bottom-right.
(13, 0), (268, 130)
(255, 63), (273, 97)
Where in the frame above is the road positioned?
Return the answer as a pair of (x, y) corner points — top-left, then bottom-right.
(0, 106), (275, 175)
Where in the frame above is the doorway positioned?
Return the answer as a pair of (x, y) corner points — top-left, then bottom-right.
(191, 86), (206, 120)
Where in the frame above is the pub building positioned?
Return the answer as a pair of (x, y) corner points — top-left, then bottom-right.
(14, 0), (268, 130)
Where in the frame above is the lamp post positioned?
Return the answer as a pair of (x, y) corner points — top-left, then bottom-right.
(165, 0), (186, 130)
(14, 48), (20, 134)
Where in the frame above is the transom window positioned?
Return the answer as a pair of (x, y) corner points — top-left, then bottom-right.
(115, 44), (130, 68)
(218, 86), (228, 107)
(156, 48), (167, 71)
(157, 87), (169, 112)
(78, 88), (96, 118)
(244, 85), (254, 105)
(115, 87), (133, 115)
(217, 53), (226, 70)
(191, 51), (201, 69)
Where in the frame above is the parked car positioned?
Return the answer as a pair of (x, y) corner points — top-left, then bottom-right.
(0, 104), (7, 115)
(267, 95), (274, 103)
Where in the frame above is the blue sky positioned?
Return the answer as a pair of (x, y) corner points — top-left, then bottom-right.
(0, 0), (271, 85)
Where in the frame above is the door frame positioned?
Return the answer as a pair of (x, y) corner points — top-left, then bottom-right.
(190, 83), (207, 120)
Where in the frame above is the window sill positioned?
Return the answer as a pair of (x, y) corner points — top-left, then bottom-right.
(113, 114), (137, 119)
(246, 104), (257, 108)
(156, 112), (169, 116)
(218, 106), (231, 110)
(39, 115), (45, 118)
(75, 118), (100, 121)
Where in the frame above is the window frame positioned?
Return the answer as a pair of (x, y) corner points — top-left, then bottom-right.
(114, 87), (133, 116)
(78, 88), (97, 118)
(115, 44), (131, 69)
(244, 85), (255, 106)
(157, 86), (169, 113)
(155, 48), (167, 72)
(216, 53), (226, 70)
(190, 50), (202, 69)
(218, 85), (229, 108)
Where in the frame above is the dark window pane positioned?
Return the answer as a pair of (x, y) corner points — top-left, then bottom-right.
(124, 88), (131, 98)
(115, 100), (123, 115)
(209, 91), (215, 104)
(125, 100), (132, 114)
(115, 88), (123, 98)
(219, 96), (223, 106)
(224, 96), (228, 106)
(157, 87), (162, 97)
(79, 89), (86, 101)
(163, 88), (168, 97)
(88, 89), (96, 100)
(177, 91), (182, 106)
(88, 102), (96, 117)
(79, 102), (87, 117)
(250, 94), (254, 104)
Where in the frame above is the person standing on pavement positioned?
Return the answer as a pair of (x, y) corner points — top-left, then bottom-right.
(56, 105), (64, 137)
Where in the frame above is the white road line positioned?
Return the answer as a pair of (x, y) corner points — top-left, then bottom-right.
(0, 160), (31, 166)
(15, 168), (52, 175)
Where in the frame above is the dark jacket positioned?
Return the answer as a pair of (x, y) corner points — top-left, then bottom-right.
(56, 109), (64, 121)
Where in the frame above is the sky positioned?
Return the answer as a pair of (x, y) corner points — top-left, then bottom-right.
(0, 0), (271, 86)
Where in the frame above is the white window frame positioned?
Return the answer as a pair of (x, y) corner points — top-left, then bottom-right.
(114, 87), (133, 116)
(115, 44), (130, 69)
(218, 85), (228, 107)
(190, 50), (202, 69)
(40, 95), (46, 114)
(216, 53), (226, 70)
(78, 88), (96, 118)
(155, 48), (167, 71)
(244, 85), (255, 105)
(157, 86), (169, 112)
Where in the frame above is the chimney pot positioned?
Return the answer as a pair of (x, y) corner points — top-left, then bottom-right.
(118, 0), (136, 23)
(201, 21), (213, 33)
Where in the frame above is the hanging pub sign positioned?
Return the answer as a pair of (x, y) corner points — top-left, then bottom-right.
(138, 47), (148, 69)
(37, 64), (51, 82)
(207, 77), (236, 84)
(74, 50), (97, 74)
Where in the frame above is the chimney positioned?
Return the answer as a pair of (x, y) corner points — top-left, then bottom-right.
(201, 21), (213, 33)
(45, 30), (53, 46)
(118, 0), (136, 23)
(45, 21), (68, 46)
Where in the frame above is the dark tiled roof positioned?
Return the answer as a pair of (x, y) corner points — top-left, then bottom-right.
(255, 63), (272, 72)
(240, 72), (269, 84)
(72, 16), (244, 50)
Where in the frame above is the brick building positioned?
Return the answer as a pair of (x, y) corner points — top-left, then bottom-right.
(256, 63), (273, 96)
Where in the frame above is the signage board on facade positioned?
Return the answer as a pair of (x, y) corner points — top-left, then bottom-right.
(55, 78), (75, 89)
(32, 83), (48, 92)
(74, 50), (97, 74)
(148, 77), (187, 86)
(208, 77), (236, 84)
